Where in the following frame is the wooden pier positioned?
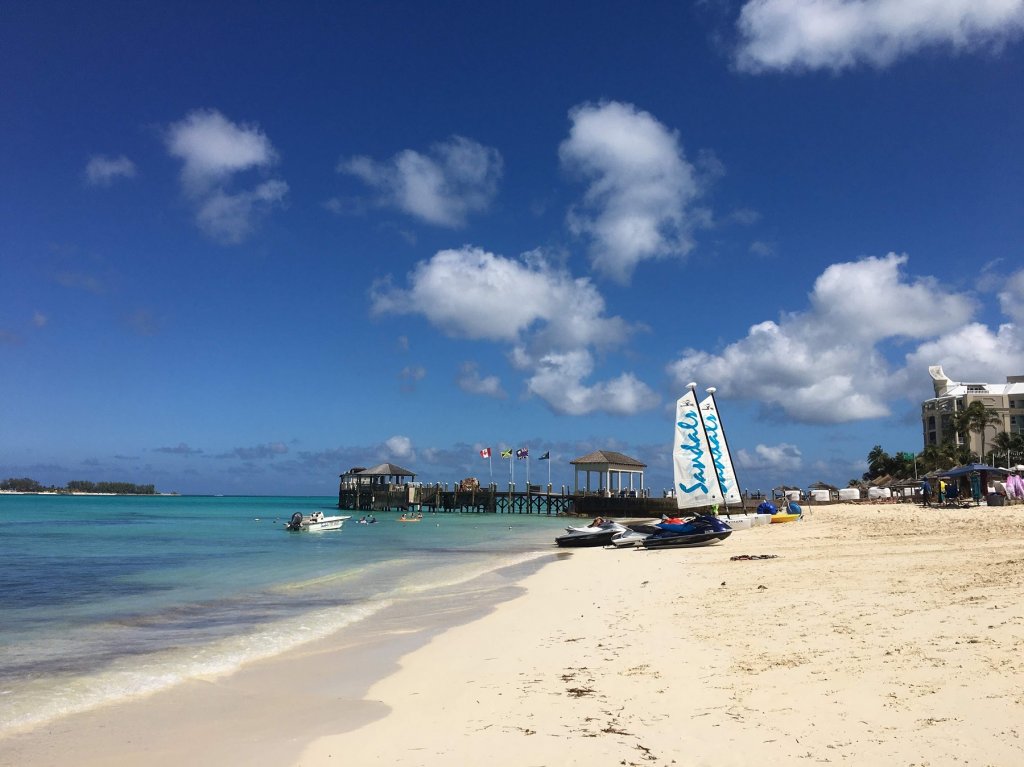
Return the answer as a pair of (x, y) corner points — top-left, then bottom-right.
(337, 483), (744, 517)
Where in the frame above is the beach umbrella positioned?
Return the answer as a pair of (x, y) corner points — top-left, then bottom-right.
(938, 463), (1010, 478)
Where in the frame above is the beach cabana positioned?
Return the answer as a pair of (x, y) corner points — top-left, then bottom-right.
(808, 481), (839, 502)
(570, 450), (646, 496)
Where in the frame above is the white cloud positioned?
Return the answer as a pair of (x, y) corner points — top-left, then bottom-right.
(526, 350), (659, 416)
(736, 0), (1024, 73)
(901, 322), (1024, 386)
(165, 109), (286, 242)
(84, 155), (137, 186)
(457, 362), (506, 399)
(195, 180), (289, 244)
(736, 442), (803, 473)
(371, 246), (631, 348)
(32, 311), (48, 328)
(808, 254), (974, 342)
(166, 109), (278, 193)
(384, 435), (414, 459)
(560, 101), (706, 283)
(999, 269), (1024, 324)
(373, 245), (658, 416)
(400, 365), (426, 381)
(666, 252), (1007, 424)
(341, 136), (502, 227)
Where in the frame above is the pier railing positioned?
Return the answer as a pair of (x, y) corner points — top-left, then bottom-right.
(337, 483), (746, 517)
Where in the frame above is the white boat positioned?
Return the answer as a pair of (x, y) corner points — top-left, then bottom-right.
(284, 510), (351, 532)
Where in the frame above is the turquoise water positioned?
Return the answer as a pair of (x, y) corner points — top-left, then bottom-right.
(0, 494), (569, 735)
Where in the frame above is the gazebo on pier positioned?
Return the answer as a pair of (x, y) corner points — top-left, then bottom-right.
(570, 450), (646, 497)
(340, 463), (416, 488)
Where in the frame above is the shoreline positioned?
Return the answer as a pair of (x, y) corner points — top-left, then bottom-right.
(4, 503), (1023, 765)
(0, 550), (564, 767)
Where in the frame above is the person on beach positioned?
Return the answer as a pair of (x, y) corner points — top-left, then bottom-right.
(921, 479), (932, 507)
(588, 516), (606, 527)
(938, 479), (947, 505)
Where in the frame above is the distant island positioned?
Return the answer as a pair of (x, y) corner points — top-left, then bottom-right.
(0, 477), (158, 495)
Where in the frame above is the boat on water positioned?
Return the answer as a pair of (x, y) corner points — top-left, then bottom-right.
(641, 514), (732, 549)
(555, 519), (627, 547)
(284, 510), (351, 532)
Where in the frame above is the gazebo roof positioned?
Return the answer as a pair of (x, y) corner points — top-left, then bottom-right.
(570, 450), (646, 469)
(340, 463), (416, 478)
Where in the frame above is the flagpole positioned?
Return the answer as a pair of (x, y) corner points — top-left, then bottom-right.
(489, 453), (493, 484)
(548, 455), (551, 487)
(526, 454), (530, 486)
(688, 381), (728, 510)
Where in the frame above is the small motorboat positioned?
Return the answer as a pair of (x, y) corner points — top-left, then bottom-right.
(284, 510), (351, 532)
(641, 514), (732, 549)
(555, 519), (627, 548)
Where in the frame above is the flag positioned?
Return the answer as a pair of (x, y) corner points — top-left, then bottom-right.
(516, 448), (529, 459)
(500, 448), (513, 458)
(479, 448), (491, 459)
(539, 451), (550, 460)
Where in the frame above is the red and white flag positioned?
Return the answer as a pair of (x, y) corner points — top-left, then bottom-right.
(479, 447), (491, 459)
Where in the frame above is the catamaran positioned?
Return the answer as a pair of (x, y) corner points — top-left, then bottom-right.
(639, 383), (738, 549)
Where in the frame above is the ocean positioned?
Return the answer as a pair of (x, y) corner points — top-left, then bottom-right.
(0, 494), (569, 736)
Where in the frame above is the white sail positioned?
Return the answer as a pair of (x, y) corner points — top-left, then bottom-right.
(699, 393), (742, 504)
(673, 387), (724, 509)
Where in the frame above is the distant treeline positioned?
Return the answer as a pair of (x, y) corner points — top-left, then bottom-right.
(1, 477), (157, 495)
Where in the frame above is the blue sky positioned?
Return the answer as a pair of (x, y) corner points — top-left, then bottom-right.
(2, 1), (1023, 495)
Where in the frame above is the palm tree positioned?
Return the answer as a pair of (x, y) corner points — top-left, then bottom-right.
(864, 445), (891, 481)
(918, 445), (952, 474)
(953, 402), (1002, 463)
(990, 431), (1024, 467)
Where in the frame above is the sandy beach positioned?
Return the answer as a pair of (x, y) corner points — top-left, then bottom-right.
(4, 502), (1024, 766)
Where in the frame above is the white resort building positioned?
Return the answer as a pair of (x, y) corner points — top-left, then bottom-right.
(922, 366), (1024, 456)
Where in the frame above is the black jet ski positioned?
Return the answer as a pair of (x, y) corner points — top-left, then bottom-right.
(555, 519), (628, 548)
(640, 514), (732, 549)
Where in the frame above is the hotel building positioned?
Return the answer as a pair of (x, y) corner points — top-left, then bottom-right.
(921, 366), (1024, 457)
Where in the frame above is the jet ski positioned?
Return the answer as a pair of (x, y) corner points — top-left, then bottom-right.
(555, 519), (628, 547)
(641, 514), (732, 549)
(610, 523), (662, 548)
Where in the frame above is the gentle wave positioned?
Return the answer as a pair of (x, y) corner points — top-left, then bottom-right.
(0, 597), (393, 735)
